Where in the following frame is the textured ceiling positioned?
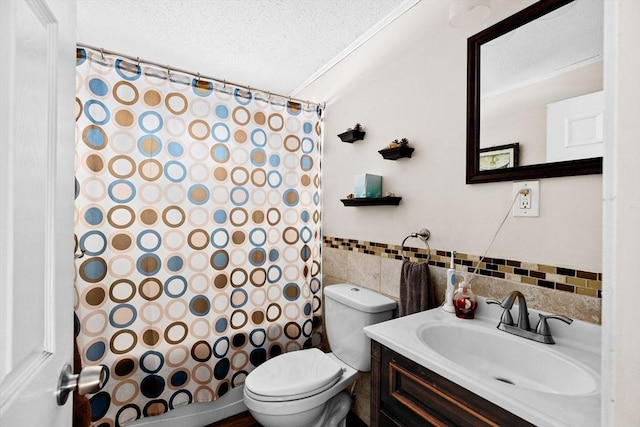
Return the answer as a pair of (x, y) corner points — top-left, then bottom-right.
(76, 0), (408, 97)
(482, 0), (603, 95)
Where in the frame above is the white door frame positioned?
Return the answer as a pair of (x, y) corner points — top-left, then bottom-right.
(601, 0), (640, 425)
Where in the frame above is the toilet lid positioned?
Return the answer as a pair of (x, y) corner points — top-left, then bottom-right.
(244, 348), (343, 400)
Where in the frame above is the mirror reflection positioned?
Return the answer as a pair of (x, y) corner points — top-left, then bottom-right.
(481, 0), (603, 168)
(467, 0), (604, 183)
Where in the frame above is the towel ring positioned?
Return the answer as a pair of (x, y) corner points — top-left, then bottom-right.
(401, 228), (431, 261)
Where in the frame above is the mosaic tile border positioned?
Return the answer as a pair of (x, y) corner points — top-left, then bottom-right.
(323, 236), (602, 298)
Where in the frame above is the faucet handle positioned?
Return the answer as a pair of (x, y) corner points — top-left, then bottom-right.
(535, 314), (573, 343)
(486, 298), (514, 326)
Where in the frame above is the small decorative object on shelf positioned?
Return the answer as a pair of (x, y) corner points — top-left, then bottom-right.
(379, 137), (414, 160)
(340, 196), (402, 207)
(338, 123), (366, 143)
(354, 173), (382, 198)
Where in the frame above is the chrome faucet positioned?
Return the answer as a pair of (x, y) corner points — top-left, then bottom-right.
(486, 291), (573, 344)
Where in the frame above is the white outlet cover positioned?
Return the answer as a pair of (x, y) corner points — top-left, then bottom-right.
(513, 181), (540, 217)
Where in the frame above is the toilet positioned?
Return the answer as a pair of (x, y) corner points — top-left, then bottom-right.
(242, 284), (397, 427)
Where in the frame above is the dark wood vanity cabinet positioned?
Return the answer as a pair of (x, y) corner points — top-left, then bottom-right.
(370, 341), (535, 427)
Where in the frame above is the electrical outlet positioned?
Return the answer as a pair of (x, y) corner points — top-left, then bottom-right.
(519, 190), (531, 209)
(513, 181), (540, 217)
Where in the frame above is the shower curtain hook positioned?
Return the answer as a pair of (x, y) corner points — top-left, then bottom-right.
(306, 100), (310, 109)
(267, 91), (271, 101)
(100, 48), (105, 61)
(247, 85), (251, 95)
(136, 56), (140, 68)
(74, 248), (86, 260)
(223, 79), (226, 89)
(196, 72), (200, 84)
(166, 65), (171, 80)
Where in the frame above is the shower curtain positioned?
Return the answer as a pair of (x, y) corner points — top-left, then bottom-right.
(74, 47), (322, 426)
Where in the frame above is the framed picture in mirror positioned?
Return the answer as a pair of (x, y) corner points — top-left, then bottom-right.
(479, 143), (519, 171)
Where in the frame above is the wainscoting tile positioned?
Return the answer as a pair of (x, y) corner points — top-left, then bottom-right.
(322, 274), (346, 287)
(429, 266), (448, 307)
(352, 373), (371, 427)
(347, 251), (381, 292)
(465, 271), (601, 323)
(323, 246), (348, 281)
(380, 257), (403, 299)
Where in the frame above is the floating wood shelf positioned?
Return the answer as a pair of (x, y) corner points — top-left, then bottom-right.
(338, 129), (366, 143)
(340, 197), (402, 206)
(378, 146), (414, 160)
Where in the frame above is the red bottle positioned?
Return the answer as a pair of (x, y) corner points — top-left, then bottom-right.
(453, 277), (477, 319)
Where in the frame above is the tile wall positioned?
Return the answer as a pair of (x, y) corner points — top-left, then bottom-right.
(324, 236), (602, 299)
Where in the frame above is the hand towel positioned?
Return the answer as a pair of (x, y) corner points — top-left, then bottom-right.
(399, 259), (437, 316)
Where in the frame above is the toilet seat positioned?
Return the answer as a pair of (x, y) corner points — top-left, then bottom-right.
(244, 348), (344, 402)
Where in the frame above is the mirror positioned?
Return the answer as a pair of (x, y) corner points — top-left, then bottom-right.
(467, 0), (603, 184)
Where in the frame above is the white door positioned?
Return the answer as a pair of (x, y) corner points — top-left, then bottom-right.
(546, 90), (605, 162)
(0, 0), (77, 425)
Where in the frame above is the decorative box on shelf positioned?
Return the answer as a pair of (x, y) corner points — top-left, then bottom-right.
(378, 145), (415, 160)
(338, 123), (365, 143)
(354, 173), (382, 198)
(340, 197), (402, 207)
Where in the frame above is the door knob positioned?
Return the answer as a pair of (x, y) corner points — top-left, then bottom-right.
(56, 363), (105, 406)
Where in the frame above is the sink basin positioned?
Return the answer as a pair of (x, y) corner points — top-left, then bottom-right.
(365, 297), (602, 426)
(417, 322), (598, 396)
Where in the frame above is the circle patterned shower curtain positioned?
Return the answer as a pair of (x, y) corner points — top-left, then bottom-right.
(74, 47), (323, 426)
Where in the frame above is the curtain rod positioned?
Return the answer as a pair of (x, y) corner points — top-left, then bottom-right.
(77, 42), (325, 109)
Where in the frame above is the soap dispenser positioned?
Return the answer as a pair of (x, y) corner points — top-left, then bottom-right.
(453, 275), (477, 319)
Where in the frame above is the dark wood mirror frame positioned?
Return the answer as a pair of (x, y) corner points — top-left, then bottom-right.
(466, 0), (603, 184)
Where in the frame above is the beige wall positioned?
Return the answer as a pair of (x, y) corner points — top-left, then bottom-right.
(293, 0), (634, 425)
(298, 0), (602, 273)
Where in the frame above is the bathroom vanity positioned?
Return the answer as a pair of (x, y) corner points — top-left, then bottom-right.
(370, 341), (534, 426)
(364, 297), (601, 427)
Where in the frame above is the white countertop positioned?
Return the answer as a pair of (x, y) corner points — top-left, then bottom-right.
(363, 296), (601, 427)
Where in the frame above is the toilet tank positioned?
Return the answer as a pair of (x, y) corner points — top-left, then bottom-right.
(324, 284), (396, 372)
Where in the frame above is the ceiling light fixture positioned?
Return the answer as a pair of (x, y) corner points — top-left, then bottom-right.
(449, 0), (492, 28)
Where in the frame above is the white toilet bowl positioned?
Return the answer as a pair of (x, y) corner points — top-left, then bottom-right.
(242, 285), (396, 427)
(242, 349), (360, 427)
